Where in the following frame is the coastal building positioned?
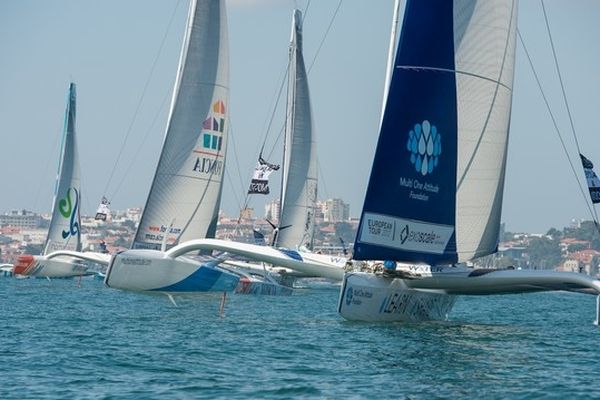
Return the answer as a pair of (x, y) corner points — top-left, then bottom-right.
(265, 199), (280, 223)
(321, 198), (349, 223)
(0, 210), (44, 229)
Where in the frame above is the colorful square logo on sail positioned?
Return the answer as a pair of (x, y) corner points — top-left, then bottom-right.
(359, 213), (453, 254)
(199, 100), (226, 153)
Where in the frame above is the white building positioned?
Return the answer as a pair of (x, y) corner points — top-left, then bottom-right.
(265, 199), (280, 223)
(322, 198), (349, 223)
(0, 210), (44, 229)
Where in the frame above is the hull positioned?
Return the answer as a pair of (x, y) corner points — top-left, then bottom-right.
(338, 272), (456, 322)
(13, 255), (90, 278)
(220, 261), (293, 296)
(105, 250), (239, 293)
(1, 264), (14, 278)
(235, 275), (293, 296)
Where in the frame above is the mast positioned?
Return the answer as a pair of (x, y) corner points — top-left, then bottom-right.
(380, 0), (403, 125)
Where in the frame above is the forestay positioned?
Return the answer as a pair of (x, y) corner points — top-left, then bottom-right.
(133, 0), (229, 250)
(354, 0), (517, 265)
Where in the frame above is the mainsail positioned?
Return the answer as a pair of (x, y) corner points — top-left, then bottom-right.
(276, 9), (318, 250)
(43, 83), (81, 255)
(132, 0), (229, 250)
(354, 0), (517, 265)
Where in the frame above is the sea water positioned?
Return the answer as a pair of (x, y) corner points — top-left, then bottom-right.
(1, 278), (599, 399)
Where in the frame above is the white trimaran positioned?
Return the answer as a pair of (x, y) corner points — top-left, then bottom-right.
(228, 8), (328, 292)
(43, 0), (240, 294)
(153, 0), (600, 323)
(13, 83), (108, 278)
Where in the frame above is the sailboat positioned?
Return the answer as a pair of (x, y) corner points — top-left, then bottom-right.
(223, 8), (319, 295)
(12, 83), (107, 278)
(275, 9), (318, 251)
(156, 0), (600, 324)
(43, 0), (240, 294)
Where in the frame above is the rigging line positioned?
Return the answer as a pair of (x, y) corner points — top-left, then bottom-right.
(517, 30), (597, 223)
(316, 159), (330, 200)
(108, 88), (171, 201)
(307, 0), (343, 74)
(224, 168), (243, 216)
(227, 119), (248, 198)
(258, 62), (290, 158)
(226, 119), (251, 215)
(303, 0), (312, 21)
(32, 127), (61, 212)
(540, 0), (582, 153)
(102, 0), (183, 198)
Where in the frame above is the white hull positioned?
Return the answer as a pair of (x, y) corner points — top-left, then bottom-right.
(338, 267), (600, 322)
(105, 249), (239, 294)
(13, 255), (90, 278)
(1, 264), (14, 278)
(338, 272), (456, 322)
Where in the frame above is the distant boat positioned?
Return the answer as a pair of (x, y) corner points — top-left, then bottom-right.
(275, 8), (318, 251)
(221, 8), (318, 295)
(12, 83), (104, 278)
(0, 263), (14, 278)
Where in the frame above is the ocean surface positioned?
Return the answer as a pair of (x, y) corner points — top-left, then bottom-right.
(1, 277), (599, 399)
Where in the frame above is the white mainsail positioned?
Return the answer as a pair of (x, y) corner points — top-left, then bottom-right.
(276, 9), (318, 250)
(454, 0), (517, 261)
(133, 0), (229, 250)
(43, 82), (81, 254)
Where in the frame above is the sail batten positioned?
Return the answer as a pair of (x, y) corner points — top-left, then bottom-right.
(354, 0), (517, 265)
(133, 0), (229, 250)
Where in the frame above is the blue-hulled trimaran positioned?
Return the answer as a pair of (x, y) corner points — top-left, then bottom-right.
(13, 83), (109, 278)
(139, 0), (600, 323)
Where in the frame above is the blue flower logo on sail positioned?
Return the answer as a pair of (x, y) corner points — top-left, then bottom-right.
(406, 120), (441, 176)
(59, 187), (80, 239)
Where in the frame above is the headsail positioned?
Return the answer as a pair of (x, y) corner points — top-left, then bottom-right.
(132, 0), (229, 250)
(580, 154), (600, 204)
(276, 9), (318, 250)
(43, 83), (81, 255)
(354, 0), (518, 265)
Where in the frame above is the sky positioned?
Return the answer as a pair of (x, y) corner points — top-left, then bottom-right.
(0, 0), (599, 235)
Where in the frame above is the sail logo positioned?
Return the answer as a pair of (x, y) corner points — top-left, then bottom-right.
(360, 213), (453, 255)
(59, 187), (80, 239)
(192, 157), (223, 176)
(200, 100), (226, 153)
(407, 120), (441, 176)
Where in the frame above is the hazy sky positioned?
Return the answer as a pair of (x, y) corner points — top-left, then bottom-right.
(0, 0), (599, 234)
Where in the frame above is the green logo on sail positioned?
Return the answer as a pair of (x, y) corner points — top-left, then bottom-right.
(59, 187), (80, 239)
